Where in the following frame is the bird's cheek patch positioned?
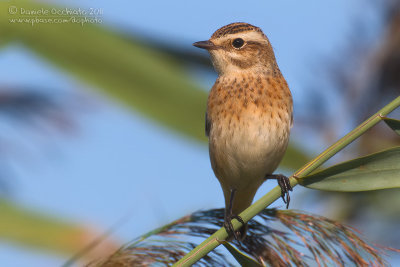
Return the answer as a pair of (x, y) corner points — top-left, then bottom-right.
(210, 52), (230, 74)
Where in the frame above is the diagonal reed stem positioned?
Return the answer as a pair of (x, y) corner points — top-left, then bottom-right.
(173, 96), (400, 266)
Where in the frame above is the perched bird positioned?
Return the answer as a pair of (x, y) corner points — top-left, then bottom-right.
(193, 22), (293, 240)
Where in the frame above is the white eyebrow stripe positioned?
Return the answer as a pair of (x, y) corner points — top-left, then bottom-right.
(215, 31), (268, 44)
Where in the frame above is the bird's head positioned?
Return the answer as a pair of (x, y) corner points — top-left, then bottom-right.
(193, 22), (277, 76)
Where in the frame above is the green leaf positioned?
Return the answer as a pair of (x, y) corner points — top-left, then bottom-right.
(383, 117), (400, 136)
(298, 147), (400, 191)
(221, 241), (263, 267)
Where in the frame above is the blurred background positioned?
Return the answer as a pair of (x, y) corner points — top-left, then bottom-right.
(0, 0), (399, 266)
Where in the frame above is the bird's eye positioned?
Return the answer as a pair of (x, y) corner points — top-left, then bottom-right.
(232, 38), (245, 49)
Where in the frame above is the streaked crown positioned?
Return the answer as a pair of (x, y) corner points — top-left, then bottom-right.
(211, 22), (264, 39)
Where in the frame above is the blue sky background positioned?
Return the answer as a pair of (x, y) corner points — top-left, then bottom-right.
(1, 0), (398, 266)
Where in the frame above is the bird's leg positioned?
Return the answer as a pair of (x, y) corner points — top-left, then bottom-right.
(265, 174), (293, 209)
(224, 188), (245, 241)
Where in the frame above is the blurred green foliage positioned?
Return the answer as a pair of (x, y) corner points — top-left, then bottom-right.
(1, 0), (207, 141)
(0, 200), (91, 255)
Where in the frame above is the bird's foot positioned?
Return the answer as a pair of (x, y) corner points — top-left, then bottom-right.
(265, 174), (293, 209)
(224, 213), (245, 241)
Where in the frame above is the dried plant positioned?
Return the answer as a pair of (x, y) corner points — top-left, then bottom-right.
(88, 208), (398, 267)
(86, 211), (231, 267)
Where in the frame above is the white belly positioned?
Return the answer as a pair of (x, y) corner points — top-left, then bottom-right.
(209, 113), (290, 192)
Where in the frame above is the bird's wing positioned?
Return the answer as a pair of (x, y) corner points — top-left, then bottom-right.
(290, 112), (293, 128)
(205, 111), (211, 137)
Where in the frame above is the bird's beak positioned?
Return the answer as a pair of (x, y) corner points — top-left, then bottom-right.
(193, 40), (218, 50)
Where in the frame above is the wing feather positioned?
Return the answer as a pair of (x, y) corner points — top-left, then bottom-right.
(205, 112), (211, 137)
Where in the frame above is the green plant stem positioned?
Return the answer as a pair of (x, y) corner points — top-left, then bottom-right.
(173, 96), (400, 266)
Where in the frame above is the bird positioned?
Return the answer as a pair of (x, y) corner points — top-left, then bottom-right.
(193, 22), (293, 240)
